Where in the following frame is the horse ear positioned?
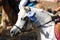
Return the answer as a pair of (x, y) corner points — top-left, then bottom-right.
(23, 16), (29, 21)
(24, 6), (31, 12)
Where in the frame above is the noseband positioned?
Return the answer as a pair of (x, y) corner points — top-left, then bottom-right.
(14, 25), (22, 31)
(14, 16), (32, 32)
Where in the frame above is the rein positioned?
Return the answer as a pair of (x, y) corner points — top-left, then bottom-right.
(40, 16), (60, 26)
(15, 15), (60, 31)
(14, 25), (22, 31)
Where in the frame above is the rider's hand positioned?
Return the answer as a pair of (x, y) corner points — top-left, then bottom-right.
(52, 15), (60, 21)
(52, 11), (57, 14)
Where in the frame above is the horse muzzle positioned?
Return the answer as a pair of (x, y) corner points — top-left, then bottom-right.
(10, 30), (20, 37)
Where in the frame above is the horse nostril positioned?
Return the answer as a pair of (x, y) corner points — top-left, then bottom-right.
(16, 32), (20, 35)
(14, 32), (19, 36)
(11, 31), (14, 33)
(21, 18), (23, 20)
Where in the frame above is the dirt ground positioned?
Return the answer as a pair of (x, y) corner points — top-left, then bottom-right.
(0, 28), (37, 40)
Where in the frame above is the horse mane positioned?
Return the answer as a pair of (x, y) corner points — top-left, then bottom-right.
(8, 0), (19, 14)
(1, 0), (20, 26)
(2, 0), (19, 14)
(0, 1), (2, 6)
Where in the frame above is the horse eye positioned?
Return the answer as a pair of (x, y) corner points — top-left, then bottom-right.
(21, 18), (25, 20)
(21, 18), (24, 20)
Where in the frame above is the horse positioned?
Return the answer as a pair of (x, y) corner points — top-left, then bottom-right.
(0, 0), (20, 36)
(0, 0), (48, 28)
(0, 0), (19, 29)
(10, 7), (57, 40)
(9, 1), (60, 40)
(0, 0), (50, 35)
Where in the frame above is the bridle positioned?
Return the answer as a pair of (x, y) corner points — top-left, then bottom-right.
(14, 16), (33, 32)
(14, 11), (60, 32)
(14, 25), (22, 31)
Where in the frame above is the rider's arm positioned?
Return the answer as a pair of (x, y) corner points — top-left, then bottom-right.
(55, 7), (60, 11)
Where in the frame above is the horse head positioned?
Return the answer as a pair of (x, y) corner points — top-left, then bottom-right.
(10, 7), (32, 37)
